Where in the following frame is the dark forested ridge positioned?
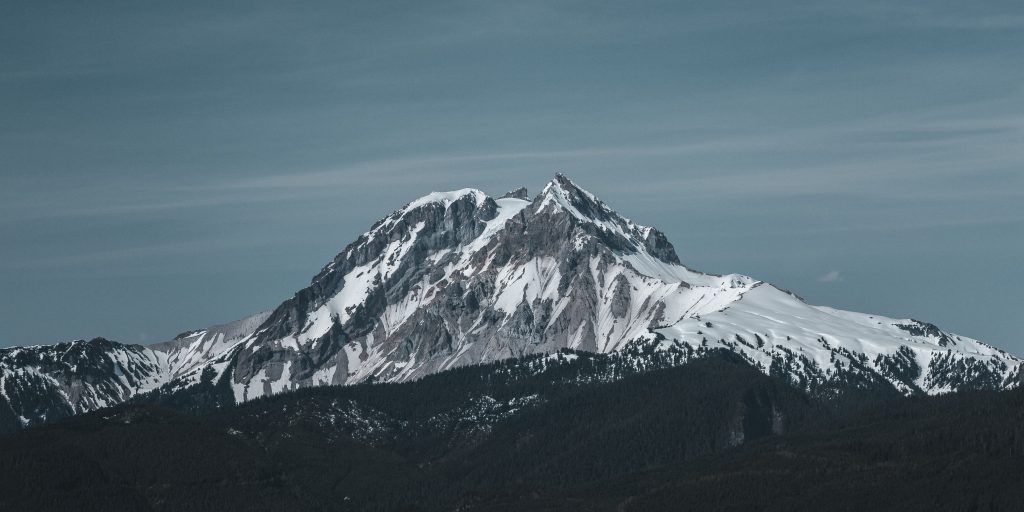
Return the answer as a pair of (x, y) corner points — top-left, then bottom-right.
(0, 351), (1021, 511)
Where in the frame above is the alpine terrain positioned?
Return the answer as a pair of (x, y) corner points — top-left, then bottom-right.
(1, 175), (1020, 431)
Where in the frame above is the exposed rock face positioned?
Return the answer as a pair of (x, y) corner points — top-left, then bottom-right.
(500, 187), (529, 200)
(1, 175), (1021, 430)
(218, 175), (750, 401)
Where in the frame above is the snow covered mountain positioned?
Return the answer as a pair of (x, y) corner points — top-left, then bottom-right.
(0, 313), (271, 430)
(1, 175), (1020, 430)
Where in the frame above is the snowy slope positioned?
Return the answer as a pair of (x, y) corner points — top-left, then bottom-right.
(1, 175), (1020, 430)
(0, 338), (169, 428)
(653, 283), (1018, 394)
(150, 311), (272, 377)
(0, 312), (272, 430)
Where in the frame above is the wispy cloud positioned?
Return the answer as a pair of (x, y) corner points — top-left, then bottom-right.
(6, 99), (1021, 227)
(818, 270), (842, 283)
(0, 237), (280, 271)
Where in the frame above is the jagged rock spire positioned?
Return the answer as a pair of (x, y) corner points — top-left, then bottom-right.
(500, 187), (529, 200)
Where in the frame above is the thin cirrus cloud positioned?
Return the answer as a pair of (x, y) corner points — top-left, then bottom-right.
(818, 271), (843, 283)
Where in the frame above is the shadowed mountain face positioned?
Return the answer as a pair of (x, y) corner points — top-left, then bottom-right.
(1, 351), (1021, 512)
(0, 353), (841, 511)
(1, 175), (1020, 431)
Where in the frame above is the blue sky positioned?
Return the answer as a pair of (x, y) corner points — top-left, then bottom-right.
(1, 0), (1021, 351)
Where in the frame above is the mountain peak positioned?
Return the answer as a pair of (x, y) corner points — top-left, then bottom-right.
(539, 173), (595, 201)
(403, 188), (488, 212)
(550, 171), (577, 188)
(535, 174), (615, 220)
(531, 174), (680, 264)
(2, 175), (1020, 433)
